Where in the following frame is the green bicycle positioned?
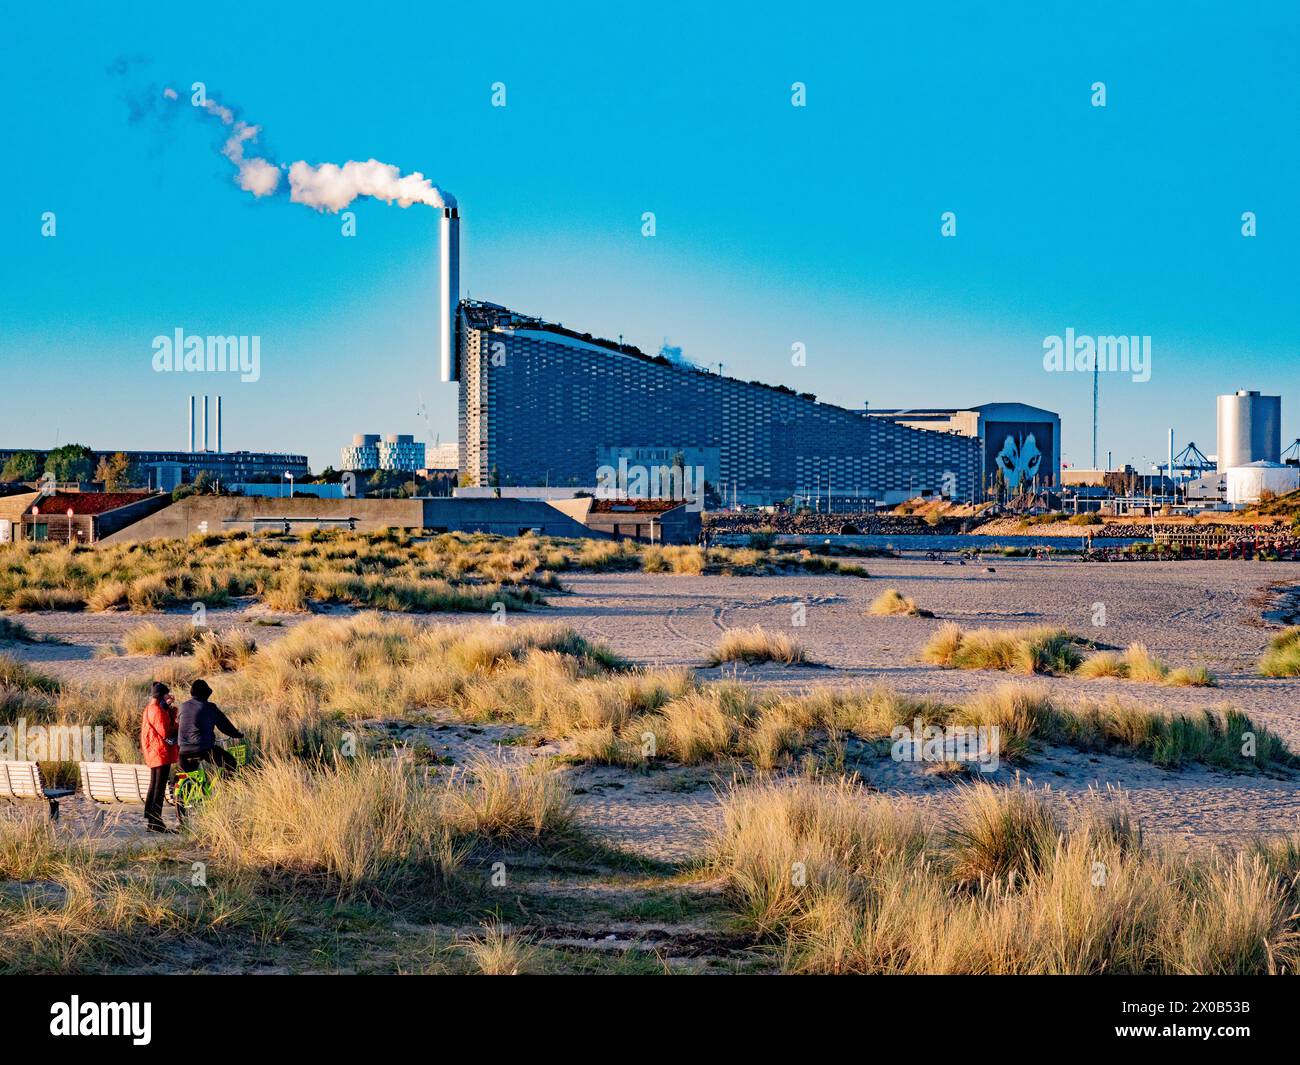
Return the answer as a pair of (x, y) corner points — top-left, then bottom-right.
(173, 740), (248, 810)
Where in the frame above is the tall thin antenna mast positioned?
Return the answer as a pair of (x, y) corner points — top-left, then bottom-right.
(1092, 359), (1099, 469)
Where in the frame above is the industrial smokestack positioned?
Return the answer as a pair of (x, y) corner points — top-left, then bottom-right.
(439, 206), (460, 383)
(201, 396), (209, 452)
(216, 396), (223, 453)
(188, 396), (195, 453)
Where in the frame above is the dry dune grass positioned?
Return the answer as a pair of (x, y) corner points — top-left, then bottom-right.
(183, 616), (627, 758)
(925, 625), (1216, 687)
(640, 545), (707, 575)
(0, 813), (236, 974)
(921, 623), (1085, 675)
(1074, 651), (1125, 679)
(0, 653), (62, 695)
(0, 753), (580, 973)
(867, 588), (933, 618)
(443, 757), (575, 845)
(122, 622), (198, 657)
(9, 588), (87, 612)
(0, 814), (77, 881)
(0, 533), (546, 617)
(190, 757), (461, 900)
(2, 617), (1290, 775)
(0, 530), (870, 619)
(1260, 626), (1300, 678)
(190, 754), (574, 902)
(1163, 665), (1216, 687)
(459, 920), (539, 975)
(713, 777), (1300, 974)
(1120, 643), (1169, 683)
(0, 863), (211, 975)
(1076, 644), (1216, 687)
(708, 626), (810, 666)
(191, 628), (258, 673)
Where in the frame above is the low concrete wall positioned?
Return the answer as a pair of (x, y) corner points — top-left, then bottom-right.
(422, 498), (601, 538)
(99, 495), (604, 543)
(99, 496), (426, 543)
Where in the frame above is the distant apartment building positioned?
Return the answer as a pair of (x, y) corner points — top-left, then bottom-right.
(340, 433), (426, 472)
(0, 447), (309, 492)
(423, 441), (460, 471)
(380, 434), (425, 472)
(341, 434), (382, 470)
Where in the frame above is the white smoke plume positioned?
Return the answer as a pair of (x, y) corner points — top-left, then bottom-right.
(167, 87), (454, 211)
(287, 160), (451, 211)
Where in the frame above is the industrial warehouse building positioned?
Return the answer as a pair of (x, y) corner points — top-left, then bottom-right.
(453, 301), (1058, 506)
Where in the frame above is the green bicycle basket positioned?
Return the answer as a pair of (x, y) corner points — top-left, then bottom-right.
(174, 766), (211, 805)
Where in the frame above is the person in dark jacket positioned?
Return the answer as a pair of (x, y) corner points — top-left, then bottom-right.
(177, 679), (243, 775)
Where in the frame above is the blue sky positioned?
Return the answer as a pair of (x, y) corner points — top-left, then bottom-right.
(2, 0), (1297, 474)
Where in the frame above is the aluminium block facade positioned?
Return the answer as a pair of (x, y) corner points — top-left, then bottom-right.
(457, 302), (980, 503)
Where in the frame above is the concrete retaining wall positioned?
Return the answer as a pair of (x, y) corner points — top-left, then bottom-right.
(99, 496), (426, 543)
(99, 495), (603, 543)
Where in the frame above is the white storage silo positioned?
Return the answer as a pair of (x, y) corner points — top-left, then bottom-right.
(1216, 390), (1281, 471)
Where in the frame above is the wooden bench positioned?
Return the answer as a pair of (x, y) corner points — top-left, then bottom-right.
(78, 762), (168, 805)
(0, 760), (76, 821)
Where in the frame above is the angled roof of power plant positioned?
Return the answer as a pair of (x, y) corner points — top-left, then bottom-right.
(460, 300), (824, 405)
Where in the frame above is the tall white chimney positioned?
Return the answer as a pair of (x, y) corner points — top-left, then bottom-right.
(439, 206), (460, 383)
(215, 396), (223, 454)
(201, 396), (209, 452)
(188, 396), (195, 453)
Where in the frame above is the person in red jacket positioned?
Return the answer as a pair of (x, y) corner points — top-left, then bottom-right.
(140, 681), (179, 832)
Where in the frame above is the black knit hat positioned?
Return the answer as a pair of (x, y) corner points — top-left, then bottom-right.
(190, 679), (212, 700)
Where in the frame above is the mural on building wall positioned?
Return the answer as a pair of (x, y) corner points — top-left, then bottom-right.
(986, 421), (1054, 490)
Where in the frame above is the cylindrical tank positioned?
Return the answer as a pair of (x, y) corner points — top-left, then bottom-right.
(1216, 391), (1281, 471)
(1225, 462), (1300, 505)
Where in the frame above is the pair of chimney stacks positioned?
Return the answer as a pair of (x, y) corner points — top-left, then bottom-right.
(188, 395), (223, 453)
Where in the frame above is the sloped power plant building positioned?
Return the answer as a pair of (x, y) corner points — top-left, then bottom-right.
(434, 208), (1055, 508)
(451, 301), (995, 506)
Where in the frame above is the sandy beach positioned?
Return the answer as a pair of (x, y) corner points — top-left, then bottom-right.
(7, 557), (1299, 862)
